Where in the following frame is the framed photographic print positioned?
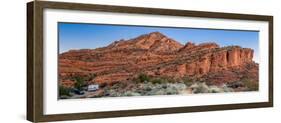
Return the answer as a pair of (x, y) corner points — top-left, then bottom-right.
(27, 0), (273, 122)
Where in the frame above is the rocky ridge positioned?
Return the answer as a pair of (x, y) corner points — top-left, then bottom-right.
(59, 32), (258, 88)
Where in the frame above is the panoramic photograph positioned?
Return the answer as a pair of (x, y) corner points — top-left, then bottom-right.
(58, 23), (259, 99)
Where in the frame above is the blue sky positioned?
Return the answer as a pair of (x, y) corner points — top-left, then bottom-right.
(59, 22), (259, 62)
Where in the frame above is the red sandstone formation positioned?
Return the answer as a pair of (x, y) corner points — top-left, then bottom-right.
(59, 32), (258, 87)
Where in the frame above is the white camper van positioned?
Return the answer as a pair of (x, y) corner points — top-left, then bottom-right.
(87, 84), (99, 91)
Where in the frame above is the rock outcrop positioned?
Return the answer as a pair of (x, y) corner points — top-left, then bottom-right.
(59, 32), (258, 87)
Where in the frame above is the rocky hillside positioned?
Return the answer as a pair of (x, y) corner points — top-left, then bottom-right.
(59, 32), (258, 88)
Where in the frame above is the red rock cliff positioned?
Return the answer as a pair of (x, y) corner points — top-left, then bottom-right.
(59, 32), (257, 86)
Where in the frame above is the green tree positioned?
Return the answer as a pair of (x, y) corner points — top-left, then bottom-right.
(182, 76), (192, 86)
(59, 86), (71, 96)
(138, 73), (150, 83)
(151, 77), (168, 84)
(242, 78), (258, 91)
(73, 76), (85, 91)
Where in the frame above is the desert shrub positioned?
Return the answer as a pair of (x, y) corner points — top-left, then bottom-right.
(221, 84), (234, 92)
(242, 78), (258, 91)
(189, 83), (210, 94)
(166, 77), (176, 83)
(165, 87), (179, 95)
(208, 86), (224, 93)
(108, 90), (120, 97)
(189, 83), (234, 94)
(158, 76), (176, 83)
(169, 83), (186, 91)
(154, 90), (166, 95)
(161, 84), (168, 89)
(59, 86), (72, 96)
(102, 88), (111, 97)
(137, 73), (150, 83)
(123, 91), (141, 96)
(132, 77), (140, 83)
(145, 89), (161, 95)
(182, 76), (192, 85)
(151, 78), (167, 84)
(144, 87), (152, 92)
(111, 82), (127, 90)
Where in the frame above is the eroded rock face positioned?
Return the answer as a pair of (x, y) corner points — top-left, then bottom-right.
(106, 32), (183, 52)
(59, 32), (258, 87)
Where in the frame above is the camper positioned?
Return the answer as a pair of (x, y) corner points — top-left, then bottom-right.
(87, 84), (99, 91)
